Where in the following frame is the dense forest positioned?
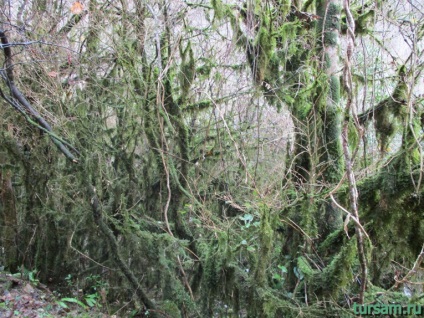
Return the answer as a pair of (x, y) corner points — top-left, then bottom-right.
(0, 0), (423, 316)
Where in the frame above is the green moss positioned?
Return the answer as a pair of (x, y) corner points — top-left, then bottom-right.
(329, 75), (340, 102)
(297, 256), (318, 279)
(260, 291), (295, 317)
(196, 59), (214, 78)
(247, 16), (276, 85)
(161, 300), (182, 318)
(364, 285), (411, 305)
(254, 205), (274, 286)
(356, 10), (375, 35)
(183, 100), (212, 112)
(375, 107), (395, 152)
(200, 231), (236, 312)
(316, 0), (342, 46)
(313, 72), (344, 184)
(348, 119), (359, 152)
(179, 41), (195, 96)
(297, 102), (313, 120)
(318, 227), (345, 255)
(351, 159), (424, 286)
(318, 238), (356, 297)
(368, 66), (410, 153)
(278, 0), (291, 17)
(326, 3), (342, 27)
(300, 194), (319, 237)
(211, 0), (224, 20)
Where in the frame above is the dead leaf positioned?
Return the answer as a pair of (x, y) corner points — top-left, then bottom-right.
(47, 71), (59, 77)
(71, 1), (84, 14)
(23, 283), (35, 294)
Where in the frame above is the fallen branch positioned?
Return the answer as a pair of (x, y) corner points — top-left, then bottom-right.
(86, 184), (157, 315)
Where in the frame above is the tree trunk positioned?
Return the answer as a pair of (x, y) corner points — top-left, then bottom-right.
(316, 0), (344, 233)
(0, 168), (18, 272)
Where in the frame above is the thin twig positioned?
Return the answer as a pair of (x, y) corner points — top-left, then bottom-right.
(393, 243), (424, 288)
(0, 28), (79, 163)
(68, 231), (115, 271)
(342, 0), (368, 304)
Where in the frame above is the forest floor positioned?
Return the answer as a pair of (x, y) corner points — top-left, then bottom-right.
(0, 270), (114, 318)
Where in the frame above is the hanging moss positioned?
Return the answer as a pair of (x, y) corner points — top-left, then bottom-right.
(313, 238), (357, 298)
(375, 106), (396, 152)
(251, 11), (277, 85)
(211, 0), (224, 20)
(398, 72), (420, 167)
(297, 255), (318, 279)
(347, 119), (359, 152)
(358, 66), (409, 154)
(318, 227), (348, 256)
(199, 230), (237, 314)
(278, 0), (291, 17)
(196, 58), (214, 79)
(254, 205), (274, 286)
(262, 54), (281, 107)
(402, 117), (421, 167)
(179, 41), (195, 97)
(355, 9), (375, 35)
(341, 155), (424, 287)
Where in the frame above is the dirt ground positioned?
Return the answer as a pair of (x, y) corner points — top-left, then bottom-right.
(0, 271), (114, 318)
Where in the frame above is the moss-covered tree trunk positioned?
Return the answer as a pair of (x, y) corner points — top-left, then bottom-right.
(0, 167), (18, 272)
(284, 0), (345, 297)
(316, 0), (344, 234)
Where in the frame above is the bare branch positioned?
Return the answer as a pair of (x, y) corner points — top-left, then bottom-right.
(0, 28), (79, 163)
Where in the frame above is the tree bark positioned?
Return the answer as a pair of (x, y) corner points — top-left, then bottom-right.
(316, 0), (344, 234)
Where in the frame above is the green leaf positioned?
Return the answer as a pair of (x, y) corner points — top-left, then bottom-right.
(293, 267), (304, 280)
(272, 273), (282, 280)
(278, 265), (288, 273)
(239, 213), (253, 222)
(85, 297), (96, 307)
(56, 301), (69, 309)
(61, 297), (87, 309)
